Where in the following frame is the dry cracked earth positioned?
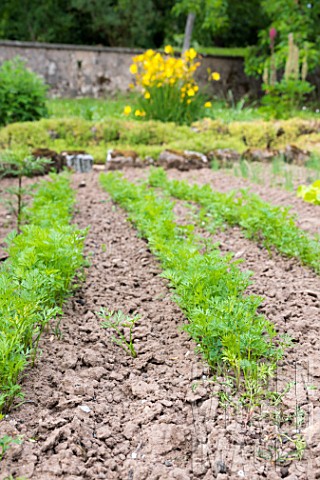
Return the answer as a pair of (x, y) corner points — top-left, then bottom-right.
(0, 168), (320, 480)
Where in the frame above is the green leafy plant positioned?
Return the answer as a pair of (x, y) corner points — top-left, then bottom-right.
(0, 57), (48, 126)
(0, 435), (22, 461)
(98, 309), (140, 358)
(297, 179), (320, 205)
(3, 477), (28, 480)
(261, 79), (314, 119)
(0, 149), (50, 233)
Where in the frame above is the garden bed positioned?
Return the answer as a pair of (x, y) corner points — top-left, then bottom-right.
(166, 169), (320, 236)
(0, 169), (320, 479)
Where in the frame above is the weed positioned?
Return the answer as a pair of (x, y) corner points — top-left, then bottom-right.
(284, 170), (294, 191)
(191, 382), (199, 392)
(0, 435), (22, 461)
(239, 159), (250, 179)
(98, 309), (140, 358)
(0, 149), (50, 233)
(3, 477), (27, 480)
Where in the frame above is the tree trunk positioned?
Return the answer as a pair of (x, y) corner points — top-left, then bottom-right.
(182, 12), (196, 53)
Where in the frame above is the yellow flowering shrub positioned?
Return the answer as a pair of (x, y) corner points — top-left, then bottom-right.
(125, 46), (214, 124)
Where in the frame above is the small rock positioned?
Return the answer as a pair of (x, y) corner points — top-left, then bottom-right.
(208, 148), (241, 167)
(146, 423), (189, 455)
(106, 149), (141, 170)
(171, 467), (190, 479)
(41, 429), (63, 452)
(243, 148), (276, 163)
(79, 405), (91, 413)
(303, 421), (320, 447)
(215, 460), (227, 474)
(96, 425), (112, 440)
(123, 423), (139, 440)
(131, 380), (157, 398)
(281, 145), (310, 166)
(199, 398), (219, 419)
(157, 149), (208, 170)
(280, 466), (289, 478)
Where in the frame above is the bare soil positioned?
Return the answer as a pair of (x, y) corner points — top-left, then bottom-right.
(1, 169), (320, 480)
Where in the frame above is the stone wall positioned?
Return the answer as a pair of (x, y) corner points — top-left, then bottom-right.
(0, 40), (261, 100)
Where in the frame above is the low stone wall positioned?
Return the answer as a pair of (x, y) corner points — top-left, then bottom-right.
(0, 40), (261, 100)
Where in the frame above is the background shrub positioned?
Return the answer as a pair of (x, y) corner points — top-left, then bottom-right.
(0, 57), (48, 126)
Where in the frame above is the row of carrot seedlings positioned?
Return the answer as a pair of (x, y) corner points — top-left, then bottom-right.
(0, 173), (86, 413)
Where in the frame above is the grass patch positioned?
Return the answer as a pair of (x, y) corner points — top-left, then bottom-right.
(197, 46), (247, 57)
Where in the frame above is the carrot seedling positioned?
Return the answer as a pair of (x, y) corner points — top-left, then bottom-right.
(98, 309), (140, 358)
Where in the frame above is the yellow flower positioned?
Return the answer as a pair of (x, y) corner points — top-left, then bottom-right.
(144, 91), (151, 99)
(164, 45), (174, 55)
(204, 101), (212, 108)
(130, 63), (138, 74)
(185, 48), (197, 60)
(129, 83), (135, 89)
(187, 99), (192, 104)
(124, 105), (132, 116)
(129, 46), (201, 92)
(211, 72), (220, 81)
(135, 109), (146, 117)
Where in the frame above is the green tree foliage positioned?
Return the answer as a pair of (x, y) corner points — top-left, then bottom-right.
(0, 0), (175, 49)
(70, 0), (174, 48)
(0, 0), (77, 43)
(245, 0), (320, 77)
(171, 0), (267, 48)
(0, 0), (268, 49)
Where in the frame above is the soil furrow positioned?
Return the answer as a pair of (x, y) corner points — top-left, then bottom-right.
(0, 172), (210, 480)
